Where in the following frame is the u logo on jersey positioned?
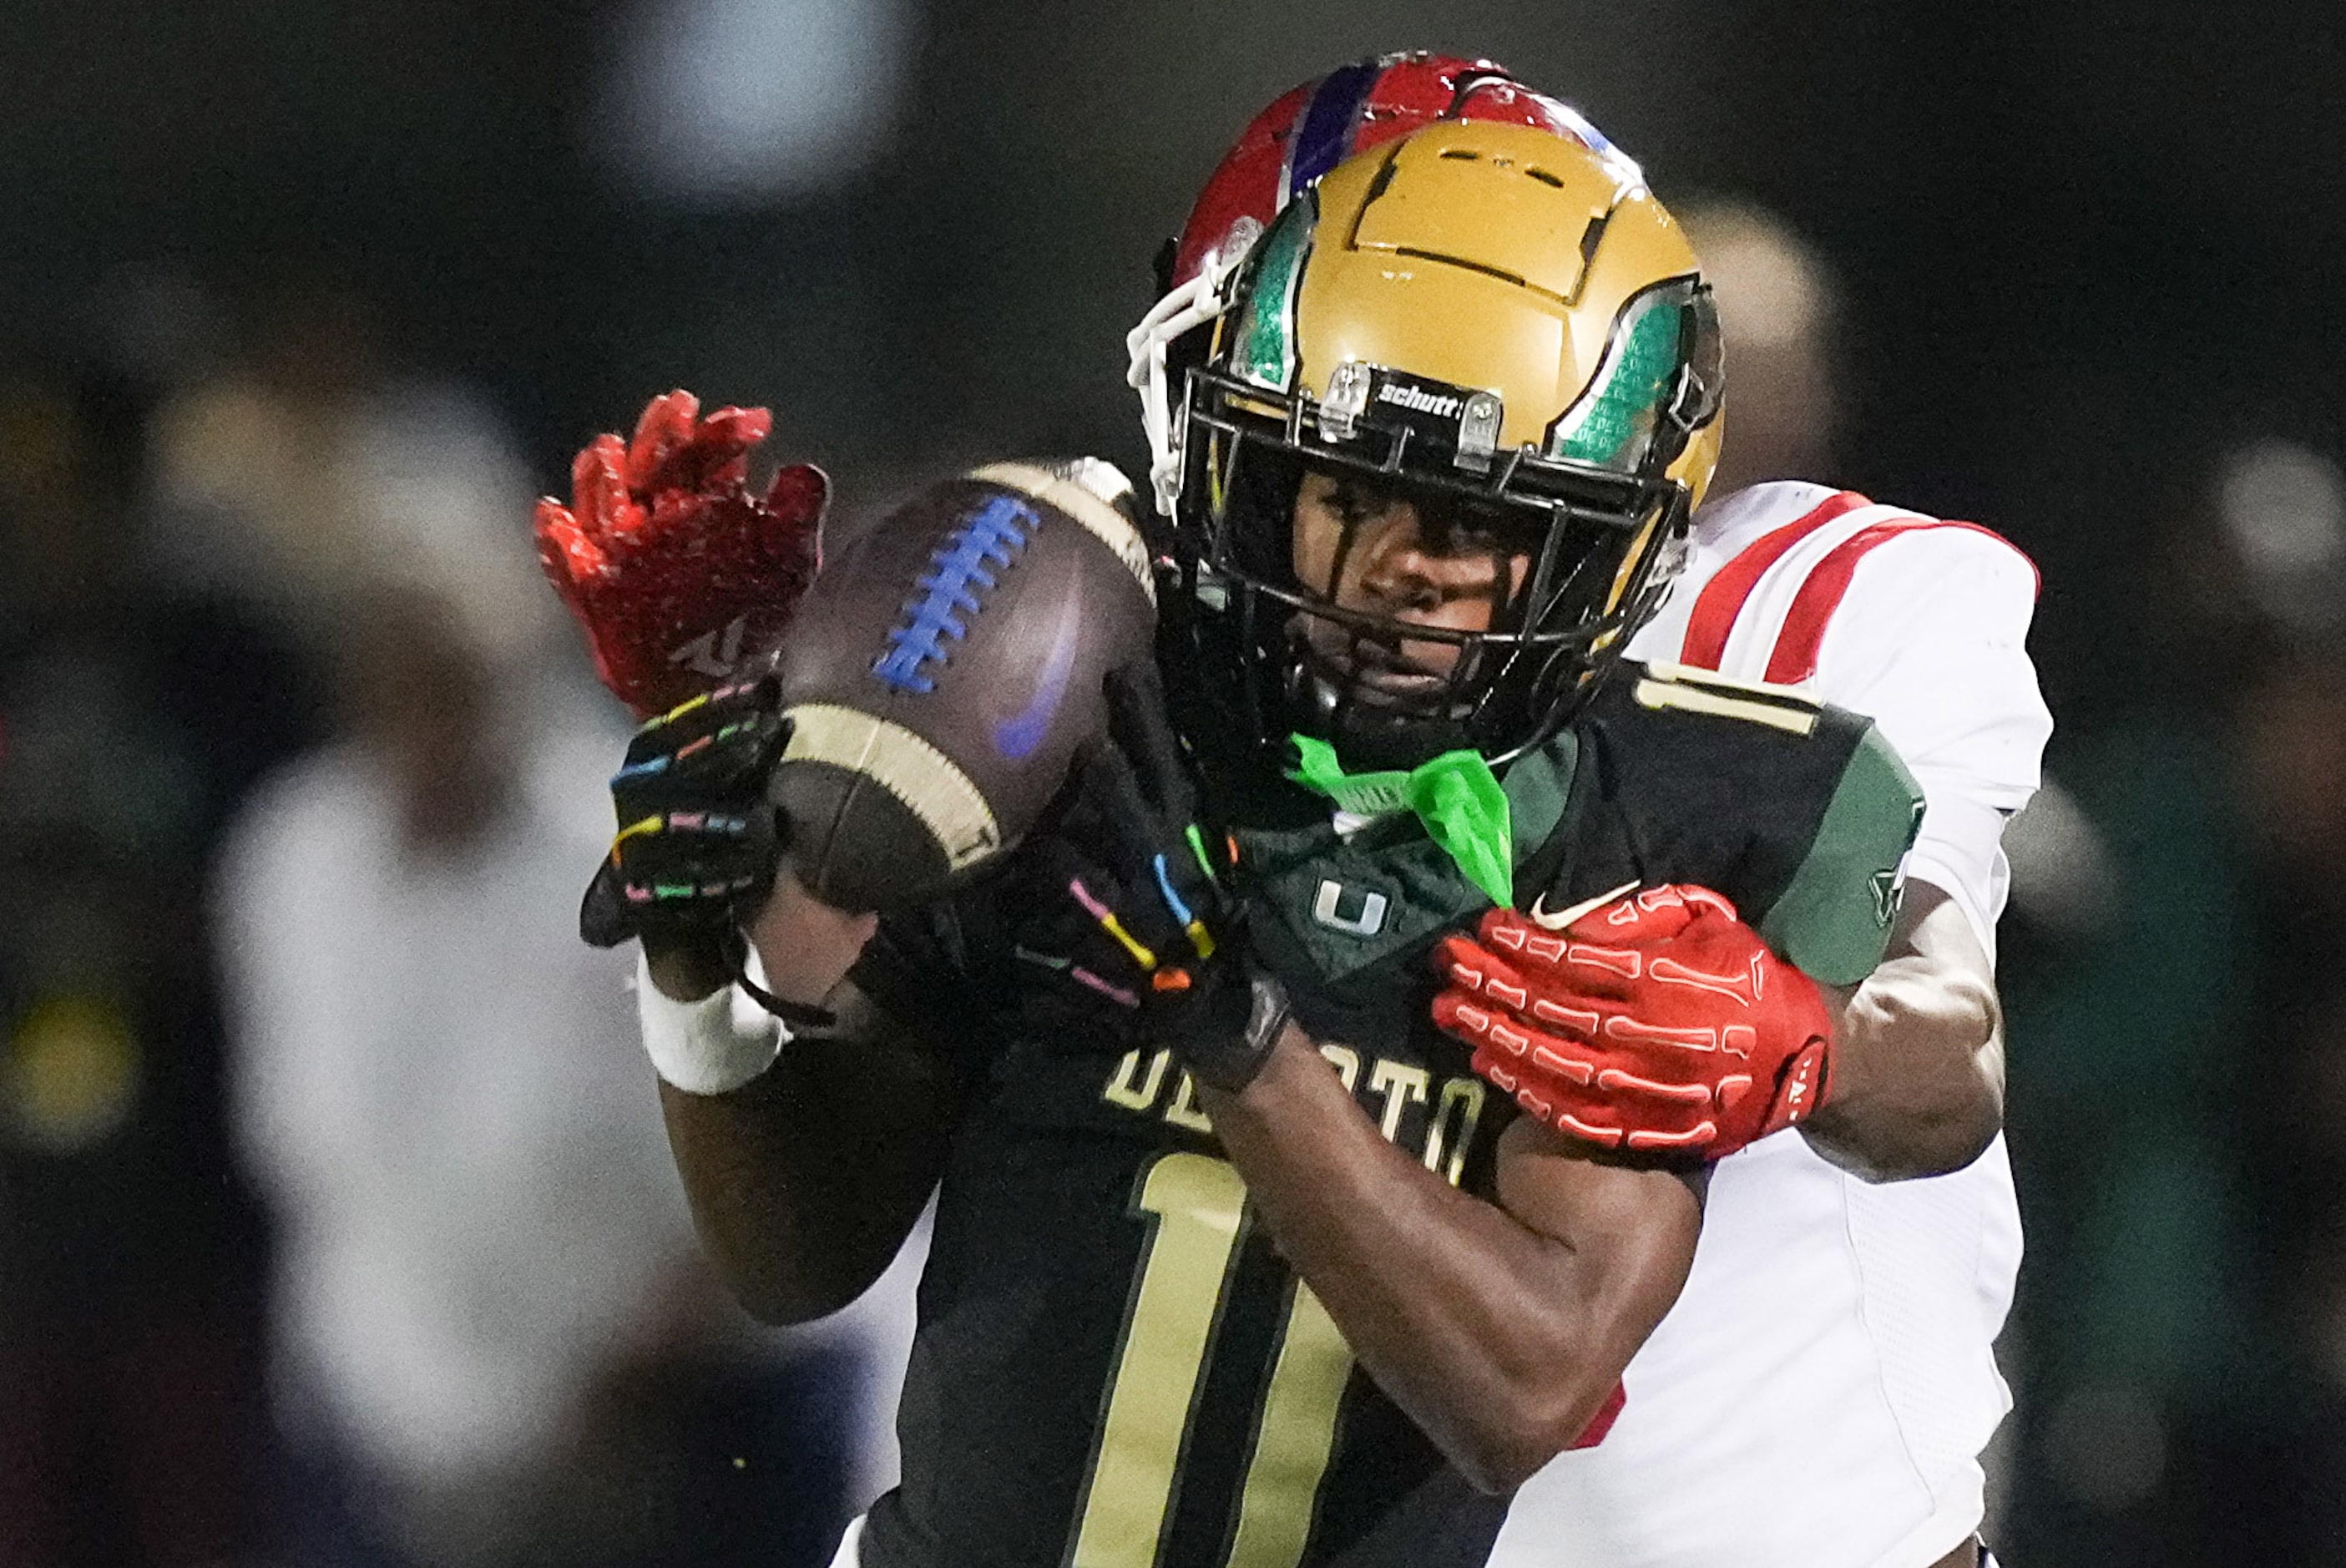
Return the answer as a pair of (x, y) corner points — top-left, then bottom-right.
(1311, 878), (1389, 938)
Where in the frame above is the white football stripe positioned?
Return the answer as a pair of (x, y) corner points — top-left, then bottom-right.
(970, 460), (1157, 607)
(781, 704), (1003, 870)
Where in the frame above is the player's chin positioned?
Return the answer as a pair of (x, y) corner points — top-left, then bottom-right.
(1297, 632), (1463, 711)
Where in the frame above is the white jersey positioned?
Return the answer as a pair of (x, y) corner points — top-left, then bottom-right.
(1489, 482), (2050, 1568)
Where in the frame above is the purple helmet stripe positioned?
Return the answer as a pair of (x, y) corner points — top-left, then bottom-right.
(1283, 59), (1383, 202)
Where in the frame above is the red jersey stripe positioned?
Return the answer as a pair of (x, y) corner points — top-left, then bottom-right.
(1677, 491), (1872, 670)
(1763, 519), (2037, 685)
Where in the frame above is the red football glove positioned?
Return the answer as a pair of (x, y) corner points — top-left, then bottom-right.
(533, 389), (827, 716)
(1431, 885), (1833, 1159)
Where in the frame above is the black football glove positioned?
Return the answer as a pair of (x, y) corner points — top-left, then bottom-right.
(1011, 661), (1290, 1093)
(580, 673), (790, 951)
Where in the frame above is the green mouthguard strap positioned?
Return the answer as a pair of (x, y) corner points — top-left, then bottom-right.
(1285, 735), (1514, 908)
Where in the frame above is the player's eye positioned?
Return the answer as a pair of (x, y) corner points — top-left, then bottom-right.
(1440, 503), (1544, 559)
(1322, 478), (1384, 527)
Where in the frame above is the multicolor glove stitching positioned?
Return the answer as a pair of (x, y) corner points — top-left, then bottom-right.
(580, 675), (789, 951)
(1012, 665), (1287, 1094)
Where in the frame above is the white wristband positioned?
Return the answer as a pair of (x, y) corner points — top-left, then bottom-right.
(635, 945), (789, 1095)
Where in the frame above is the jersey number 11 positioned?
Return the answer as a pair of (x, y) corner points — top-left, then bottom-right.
(1068, 1151), (1353, 1568)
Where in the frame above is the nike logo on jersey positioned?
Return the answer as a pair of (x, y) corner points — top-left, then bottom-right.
(1527, 880), (1639, 931)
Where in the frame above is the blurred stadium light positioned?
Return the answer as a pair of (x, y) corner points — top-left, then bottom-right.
(2217, 436), (2346, 645)
(593, 0), (915, 208)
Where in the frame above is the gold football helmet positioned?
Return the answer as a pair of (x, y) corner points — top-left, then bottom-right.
(1160, 115), (1724, 771)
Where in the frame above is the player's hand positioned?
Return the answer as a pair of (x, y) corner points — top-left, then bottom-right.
(1431, 885), (1833, 1159)
(535, 389), (827, 717)
(1009, 662), (1287, 1093)
(581, 673), (791, 952)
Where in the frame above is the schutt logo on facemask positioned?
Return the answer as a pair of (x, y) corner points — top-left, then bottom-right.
(1374, 380), (1464, 418)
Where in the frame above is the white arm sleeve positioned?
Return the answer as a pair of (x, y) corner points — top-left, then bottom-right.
(1809, 529), (2052, 960)
(635, 943), (788, 1095)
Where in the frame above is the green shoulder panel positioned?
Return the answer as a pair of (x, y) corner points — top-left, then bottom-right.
(1503, 730), (1578, 865)
(1755, 721), (1927, 986)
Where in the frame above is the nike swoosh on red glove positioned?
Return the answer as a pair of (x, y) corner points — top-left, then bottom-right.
(535, 389), (827, 717)
(1430, 885), (1833, 1160)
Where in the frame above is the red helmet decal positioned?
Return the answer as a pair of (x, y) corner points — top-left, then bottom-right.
(1169, 79), (1310, 290)
(1165, 53), (1626, 291)
(1170, 53), (1530, 288)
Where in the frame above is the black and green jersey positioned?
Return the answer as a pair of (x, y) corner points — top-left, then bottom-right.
(847, 662), (1923, 1568)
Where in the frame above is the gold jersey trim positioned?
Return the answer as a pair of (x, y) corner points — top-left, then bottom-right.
(1631, 671), (1818, 736)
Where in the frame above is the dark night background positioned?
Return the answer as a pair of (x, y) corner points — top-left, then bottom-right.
(3, 3), (2343, 1565)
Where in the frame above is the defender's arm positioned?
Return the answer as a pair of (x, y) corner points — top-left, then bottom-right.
(650, 873), (959, 1323)
(1780, 528), (2045, 1181)
(1202, 1030), (1701, 1495)
(1804, 879), (2002, 1181)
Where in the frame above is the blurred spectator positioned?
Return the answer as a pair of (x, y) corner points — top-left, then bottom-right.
(215, 579), (717, 1565)
(1992, 697), (2266, 1563)
(144, 282), (549, 670)
(0, 370), (316, 1567)
(1984, 432), (2346, 1564)
(190, 283), (912, 1565)
(1676, 200), (1845, 494)
(2217, 438), (2346, 1565)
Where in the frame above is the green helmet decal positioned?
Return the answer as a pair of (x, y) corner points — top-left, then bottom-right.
(1547, 277), (1714, 473)
(1232, 196), (1317, 394)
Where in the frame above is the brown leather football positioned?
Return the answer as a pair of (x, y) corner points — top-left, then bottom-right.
(771, 459), (1157, 913)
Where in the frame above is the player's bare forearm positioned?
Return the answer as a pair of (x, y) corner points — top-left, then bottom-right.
(645, 937), (739, 1003)
(1802, 880), (2004, 1182)
(658, 870), (957, 1323)
(1201, 1025), (1702, 1494)
(660, 980), (953, 1323)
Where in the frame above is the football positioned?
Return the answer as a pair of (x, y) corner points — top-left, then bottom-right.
(771, 458), (1158, 913)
